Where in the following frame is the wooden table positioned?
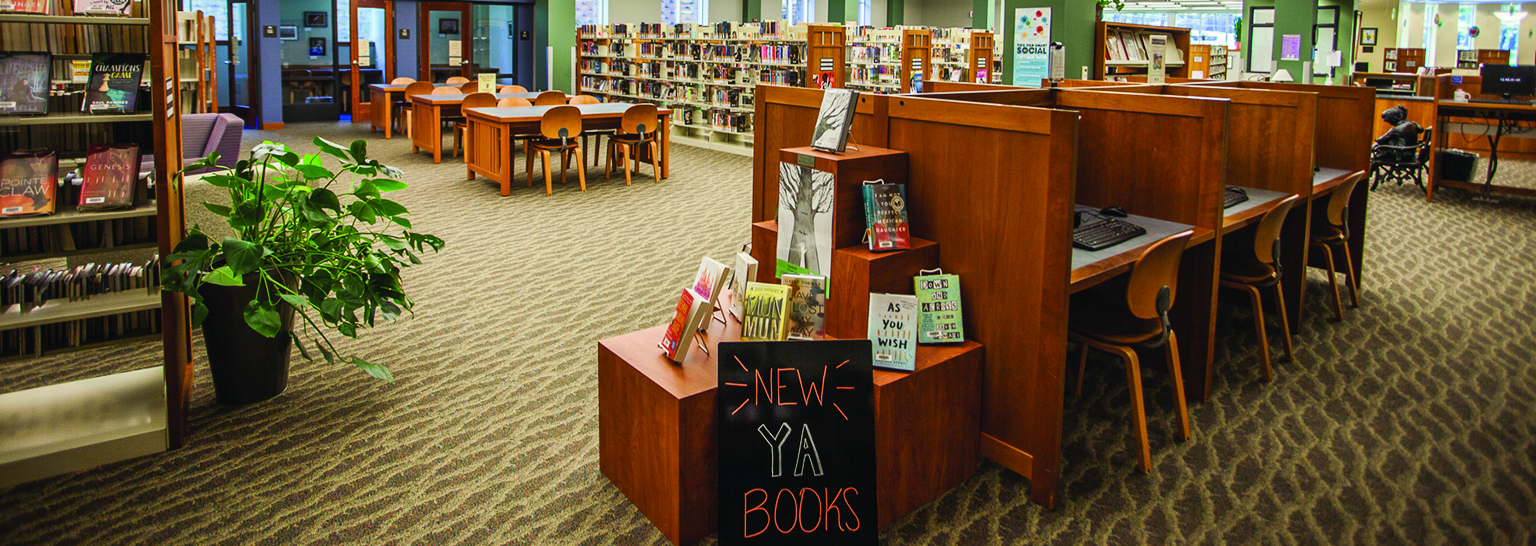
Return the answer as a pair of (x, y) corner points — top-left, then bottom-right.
(1428, 99), (1536, 201)
(365, 82), (456, 139)
(464, 103), (672, 196)
(1069, 208), (1200, 294)
(1221, 186), (1292, 232)
(409, 92), (548, 163)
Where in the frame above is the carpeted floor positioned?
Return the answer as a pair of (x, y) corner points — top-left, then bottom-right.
(2, 122), (1534, 545)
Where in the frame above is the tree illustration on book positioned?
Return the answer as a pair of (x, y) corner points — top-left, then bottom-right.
(776, 163), (834, 279)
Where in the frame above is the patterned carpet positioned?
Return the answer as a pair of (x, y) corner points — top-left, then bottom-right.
(1, 121), (1534, 545)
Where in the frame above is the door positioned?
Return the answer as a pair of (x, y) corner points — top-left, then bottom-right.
(349, 0), (391, 123)
(469, 3), (521, 88)
(225, 0), (257, 126)
(281, 0), (342, 122)
(419, 1), (472, 83)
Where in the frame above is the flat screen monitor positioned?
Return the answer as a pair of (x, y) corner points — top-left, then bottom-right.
(1479, 64), (1536, 98)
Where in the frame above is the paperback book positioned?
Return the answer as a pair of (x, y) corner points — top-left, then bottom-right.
(689, 256), (731, 330)
(782, 274), (826, 340)
(74, 0), (133, 15)
(78, 143), (139, 210)
(659, 289), (708, 362)
(0, 150), (58, 216)
(740, 281), (789, 341)
(811, 88), (858, 153)
(913, 272), (964, 344)
(862, 180), (910, 251)
(0, 0), (47, 14)
(867, 293), (919, 371)
(82, 53), (146, 114)
(727, 251), (758, 320)
(0, 52), (50, 115)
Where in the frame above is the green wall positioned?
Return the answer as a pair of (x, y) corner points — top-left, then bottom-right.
(535, 0), (574, 93)
(1001, 0), (1095, 85)
(742, 0), (762, 21)
(827, 0), (858, 23)
(1244, 0), (1356, 84)
(888, 0), (904, 25)
(973, 0), (992, 30)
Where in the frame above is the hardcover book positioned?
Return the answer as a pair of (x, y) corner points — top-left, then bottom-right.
(776, 163), (835, 280)
(862, 181), (910, 251)
(73, 0), (132, 14)
(909, 70), (923, 94)
(782, 274), (826, 340)
(913, 272), (964, 344)
(868, 293), (919, 371)
(82, 53), (146, 114)
(79, 144), (139, 210)
(740, 281), (790, 341)
(727, 251), (758, 320)
(0, 150), (58, 216)
(0, 53), (50, 115)
(690, 256), (731, 330)
(659, 289), (708, 362)
(811, 88), (858, 153)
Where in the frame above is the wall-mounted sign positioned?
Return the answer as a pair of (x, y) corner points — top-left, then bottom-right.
(262, 25), (277, 38)
(1281, 34), (1302, 61)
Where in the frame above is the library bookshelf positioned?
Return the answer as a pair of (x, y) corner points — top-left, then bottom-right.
(1093, 21), (1191, 81)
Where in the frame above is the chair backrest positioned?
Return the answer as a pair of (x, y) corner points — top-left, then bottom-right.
(402, 81), (435, 99)
(1324, 171), (1366, 228)
(620, 103), (660, 135)
(459, 82), (480, 94)
(430, 86), (461, 95)
(461, 92), (498, 110)
(499, 84), (528, 93)
(1125, 231), (1193, 320)
(1253, 195), (1300, 265)
(445, 76), (470, 84)
(497, 97), (532, 108)
(390, 77), (416, 85)
(1416, 126), (1434, 164)
(534, 90), (567, 106)
(540, 105), (583, 140)
(569, 94), (602, 105)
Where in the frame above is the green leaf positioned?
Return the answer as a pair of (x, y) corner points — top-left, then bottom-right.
(172, 232), (210, 254)
(295, 163), (333, 181)
(293, 337), (314, 361)
(352, 357), (393, 381)
(201, 202), (232, 217)
(222, 238), (264, 276)
(390, 216), (413, 229)
(370, 179), (408, 191)
(347, 201), (377, 224)
(199, 174), (243, 188)
(349, 140), (368, 163)
(279, 293), (315, 310)
(243, 300), (282, 338)
(203, 266), (245, 286)
(379, 300), (401, 320)
(309, 188), (341, 211)
(355, 180), (380, 200)
(318, 343), (335, 364)
(337, 322), (357, 338)
(379, 236), (406, 251)
(190, 299), (209, 327)
(320, 298), (344, 322)
(373, 199), (408, 216)
(314, 137), (350, 160)
(230, 198), (264, 228)
(300, 200), (332, 224)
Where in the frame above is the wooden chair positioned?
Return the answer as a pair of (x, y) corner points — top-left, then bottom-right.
(1070, 231), (1194, 474)
(496, 97), (539, 172)
(1219, 194), (1301, 382)
(452, 92), (498, 159)
(525, 105), (586, 195)
(397, 81), (435, 137)
(389, 77), (415, 85)
(430, 86), (460, 95)
(534, 90), (567, 106)
(569, 95), (604, 166)
(605, 104), (661, 186)
(499, 84), (528, 93)
(1308, 171), (1367, 321)
(459, 82), (479, 94)
(445, 76), (470, 84)
(496, 97), (532, 108)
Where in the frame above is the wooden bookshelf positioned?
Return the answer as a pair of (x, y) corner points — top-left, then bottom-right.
(847, 26), (903, 93)
(1094, 21), (1191, 81)
(1383, 47), (1425, 73)
(0, 13), (148, 25)
(930, 29), (992, 84)
(1188, 44), (1228, 80)
(1456, 48), (1511, 69)
(0, 112), (155, 126)
(805, 23), (845, 88)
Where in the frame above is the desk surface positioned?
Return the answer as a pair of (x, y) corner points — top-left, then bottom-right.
(1314, 167), (1352, 187)
(1222, 186), (1291, 230)
(368, 82), (459, 92)
(411, 92), (544, 105)
(1435, 99), (1536, 115)
(1070, 206), (1195, 292)
(467, 103), (672, 122)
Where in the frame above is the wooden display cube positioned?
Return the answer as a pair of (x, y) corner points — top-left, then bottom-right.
(828, 239), (939, 340)
(750, 220), (778, 284)
(777, 146), (909, 250)
(874, 340), (984, 528)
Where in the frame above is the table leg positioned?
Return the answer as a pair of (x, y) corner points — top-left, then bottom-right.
(662, 113), (671, 179)
(432, 105), (443, 164)
(1426, 111), (1444, 202)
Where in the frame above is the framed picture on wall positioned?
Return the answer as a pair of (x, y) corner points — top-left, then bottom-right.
(309, 37), (327, 57)
(303, 11), (327, 28)
(1361, 28), (1378, 46)
(278, 25), (298, 40)
(439, 18), (459, 35)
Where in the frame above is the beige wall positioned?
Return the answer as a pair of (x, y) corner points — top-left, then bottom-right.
(1358, 3), (1398, 72)
(1371, 1), (1536, 70)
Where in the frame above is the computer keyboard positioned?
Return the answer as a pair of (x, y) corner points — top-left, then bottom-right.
(1073, 218), (1147, 251)
(1224, 186), (1249, 209)
(1467, 98), (1535, 105)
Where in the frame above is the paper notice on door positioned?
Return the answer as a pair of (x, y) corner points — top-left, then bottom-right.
(359, 40), (372, 67)
(448, 40), (462, 58)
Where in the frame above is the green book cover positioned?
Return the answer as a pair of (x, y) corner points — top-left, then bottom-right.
(740, 281), (790, 341)
(913, 273), (964, 344)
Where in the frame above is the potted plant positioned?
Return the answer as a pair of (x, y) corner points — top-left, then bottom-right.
(162, 138), (445, 404)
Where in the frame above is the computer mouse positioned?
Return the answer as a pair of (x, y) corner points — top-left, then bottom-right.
(1100, 206), (1128, 218)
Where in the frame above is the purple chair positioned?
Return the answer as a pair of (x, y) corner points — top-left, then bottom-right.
(140, 113), (244, 176)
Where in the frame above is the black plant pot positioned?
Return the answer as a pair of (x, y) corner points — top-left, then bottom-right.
(200, 272), (296, 405)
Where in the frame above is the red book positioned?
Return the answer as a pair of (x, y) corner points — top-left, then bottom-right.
(79, 144), (139, 210)
(659, 289), (705, 362)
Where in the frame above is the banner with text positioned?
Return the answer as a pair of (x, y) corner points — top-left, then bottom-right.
(1013, 7), (1052, 88)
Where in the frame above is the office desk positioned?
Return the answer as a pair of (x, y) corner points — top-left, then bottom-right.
(1222, 186), (1291, 231)
(1070, 208), (1199, 294)
(365, 82), (458, 138)
(1428, 100), (1536, 201)
(410, 92), (550, 164)
(464, 104), (672, 196)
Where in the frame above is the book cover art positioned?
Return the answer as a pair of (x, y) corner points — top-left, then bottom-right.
(82, 53), (146, 114)
(782, 274), (826, 340)
(79, 144), (139, 210)
(776, 163), (834, 279)
(73, 0), (132, 14)
(913, 273), (964, 344)
(70, 61), (91, 83)
(0, 0), (48, 14)
(810, 88), (857, 153)
(910, 70), (923, 94)
(0, 151), (58, 216)
(740, 281), (790, 341)
(975, 69), (989, 84)
(728, 252), (758, 320)
(0, 53), (49, 115)
(659, 289), (705, 362)
(868, 293), (919, 371)
(690, 257), (731, 331)
(862, 181), (910, 252)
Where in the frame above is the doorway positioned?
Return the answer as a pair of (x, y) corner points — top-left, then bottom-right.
(224, 0), (257, 126)
(349, 0), (392, 124)
(281, 0), (342, 122)
(419, 1), (472, 83)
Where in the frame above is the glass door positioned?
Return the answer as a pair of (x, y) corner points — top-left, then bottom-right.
(469, 3), (517, 87)
(281, 0), (341, 122)
(225, 0), (256, 126)
(419, 1), (472, 83)
(349, 0), (389, 123)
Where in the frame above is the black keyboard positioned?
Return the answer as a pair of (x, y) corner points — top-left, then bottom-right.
(1468, 98), (1535, 105)
(1224, 186), (1249, 208)
(1073, 218), (1147, 251)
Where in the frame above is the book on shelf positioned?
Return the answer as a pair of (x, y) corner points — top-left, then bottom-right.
(74, 0), (132, 15)
(78, 143), (137, 210)
(913, 271), (964, 344)
(70, 60), (90, 83)
(0, 0), (48, 14)
(975, 68), (989, 84)
(82, 52), (145, 114)
(0, 150), (57, 216)
(782, 273), (826, 340)
(659, 288), (708, 362)
(740, 281), (789, 341)
(0, 256), (163, 357)
(909, 70), (923, 94)
(1106, 33), (1126, 62)
(862, 180), (909, 252)
(867, 293), (918, 371)
(689, 256), (731, 330)
(727, 251), (758, 320)
(810, 88), (857, 153)
(0, 52), (50, 115)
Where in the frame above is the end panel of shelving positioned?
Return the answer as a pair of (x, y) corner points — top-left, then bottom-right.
(0, 367), (168, 488)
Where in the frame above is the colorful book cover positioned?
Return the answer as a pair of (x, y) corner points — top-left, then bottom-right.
(73, 0), (132, 14)
(727, 251), (758, 320)
(0, 53), (50, 115)
(910, 70), (923, 94)
(0, 150), (58, 216)
(913, 273), (964, 344)
(740, 281), (790, 341)
(862, 181), (910, 252)
(775, 163), (834, 279)
(82, 53), (146, 114)
(659, 289), (705, 362)
(782, 274), (827, 340)
(0, 0), (48, 14)
(79, 144), (139, 210)
(70, 60), (91, 83)
(975, 69), (990, 84)
(868, 293), (919, 371)
(690, 257), (731, 331)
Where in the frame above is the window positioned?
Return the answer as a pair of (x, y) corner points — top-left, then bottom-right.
(1102, 11), (1171, 26)
(1457, 4), (1475, 50)
(185, 0), (227, 41)
(337, 0), (349, 42)
(859, 0), (870, 27)
(1173, 12), (1242, 48)
(575, 0), (606, 27)
(1423, 4), (1438, 66)
(662, 0), (706, 26)
(1500, 20), (1520, 54)
(782, 0), (813, 26)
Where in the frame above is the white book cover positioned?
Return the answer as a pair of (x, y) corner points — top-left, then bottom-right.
(868, 293), (919, 372)
(728, 252), (758, 320)
(690, 257), (731, 330)
(776, 163), (835, 280)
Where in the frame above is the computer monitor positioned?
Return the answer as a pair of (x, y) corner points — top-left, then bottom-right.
(1479, 64), (1536, 100)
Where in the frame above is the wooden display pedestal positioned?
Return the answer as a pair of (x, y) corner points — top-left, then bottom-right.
(597, 317), (983, 545)
(777, 146), (909, 250)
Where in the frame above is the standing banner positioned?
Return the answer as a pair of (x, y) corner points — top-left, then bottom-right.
(1148, 35), (1167, 84)
(1013, 8), (1052, 88)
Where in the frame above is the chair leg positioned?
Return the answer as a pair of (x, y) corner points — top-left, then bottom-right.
(1340, 240), (1360, 308)
(560, 148), (569, 185)
(576, 145), (587, 191)
(541, 150), (553, 195)
(605, 140), (614, 178)
(453, 126), (462, 158)
(1321, 245), (1345, 321)
(526, 143), (534, 188)
(1273, 282), (1295, 364)
(1074, 341), (1090, 398)
(650, 140), (660, 181)
(1164, 330), (1190, 442)
(622, 144), (632, 186)
(1244, 284), (1273, 382)
(1114, 344), (1152, 474)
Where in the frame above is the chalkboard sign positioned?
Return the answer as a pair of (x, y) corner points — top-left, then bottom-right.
(717, 340), (876, 545)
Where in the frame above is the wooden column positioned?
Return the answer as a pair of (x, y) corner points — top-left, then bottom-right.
(805, 24), (847, 88)
(151, 0), (193, 449)
(967, 32), (993, 83)
(901, 28), (932, 92)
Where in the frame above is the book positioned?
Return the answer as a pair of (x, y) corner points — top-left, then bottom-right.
(0, 150), (58, 216)
(82, 53), (146, 114)
(70, 60), (91, 84)
(910, 70), (923, 94)
(913, 272), (964, 344)
(740, 281), (790, 341)
(0, 0), (47, 14)
(810, 88), (858, 153)
(477, 73), (495, 93)
(782, 274), (826, 340)
(868, 293), (919, 371)
(0, 52), (49, 115)
(775, 163), (834, 279)
(976, 69), (989, 83)
(79, 144), (139, 210)
(659, 289), (708, 362)
(862, 181), (910, 251)
(727, 251), (758, 320)
(689, 256), (731, 329)
(74, 0), (132, 15)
